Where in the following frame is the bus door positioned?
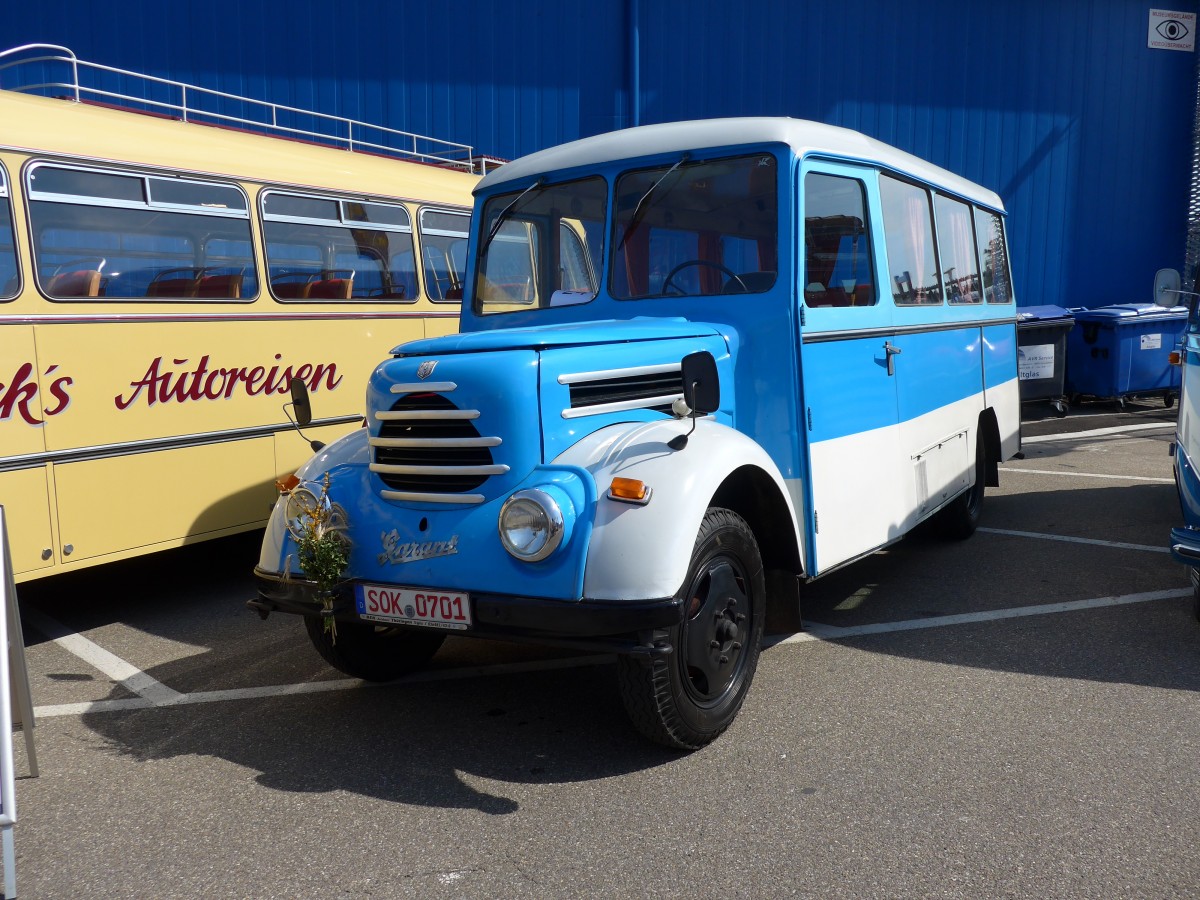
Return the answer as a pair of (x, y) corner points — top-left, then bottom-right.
(798, 163), (905, 575)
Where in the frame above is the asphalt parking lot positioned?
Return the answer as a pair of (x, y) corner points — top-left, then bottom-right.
(8, 396), (1199, 899)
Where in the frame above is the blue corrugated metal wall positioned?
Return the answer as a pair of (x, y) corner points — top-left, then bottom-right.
(3, 0), (1197, 308)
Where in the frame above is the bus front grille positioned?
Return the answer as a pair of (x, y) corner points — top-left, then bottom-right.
(369, 393), (506, 504)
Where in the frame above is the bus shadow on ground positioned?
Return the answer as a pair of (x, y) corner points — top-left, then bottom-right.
(21, 535), (684, 813)
(79, 659), (672, 814)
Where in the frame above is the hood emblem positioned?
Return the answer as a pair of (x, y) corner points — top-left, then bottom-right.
(416, 360), (438, 380)
(379, 529), (459, 565)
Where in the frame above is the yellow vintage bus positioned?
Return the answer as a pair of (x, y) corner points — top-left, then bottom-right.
(0, 46), (483, 581)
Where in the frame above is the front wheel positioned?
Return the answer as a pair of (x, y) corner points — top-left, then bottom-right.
(616, 508), (765, 750)
(303, 615), (445, 682)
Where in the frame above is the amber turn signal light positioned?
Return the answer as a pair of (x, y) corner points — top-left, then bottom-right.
(1170, 350), (1182, 366)
(275, 473), (301, 493)
(608, 477), (652, 505)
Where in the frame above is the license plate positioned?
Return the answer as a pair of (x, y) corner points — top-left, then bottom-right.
(355, 584), (472, 631)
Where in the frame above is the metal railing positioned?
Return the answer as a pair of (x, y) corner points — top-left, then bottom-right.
(0, 44), (499, 174)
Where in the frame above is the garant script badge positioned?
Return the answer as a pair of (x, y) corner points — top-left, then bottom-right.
(416, 360), (438, 380)
(378, 529), (460, 565)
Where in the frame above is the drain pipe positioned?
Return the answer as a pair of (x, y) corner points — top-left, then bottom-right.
(628, 0), (640, 127)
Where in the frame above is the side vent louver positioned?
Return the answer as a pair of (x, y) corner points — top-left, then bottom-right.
(561, 365), (684, 419)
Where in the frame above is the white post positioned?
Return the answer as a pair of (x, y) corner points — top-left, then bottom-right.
(0, 506), (37, 898)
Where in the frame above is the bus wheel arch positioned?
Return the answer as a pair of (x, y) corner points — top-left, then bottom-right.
(710, 464), (803, 576)
(979, 407), (1002, 487)
(710, 465), (804, 632)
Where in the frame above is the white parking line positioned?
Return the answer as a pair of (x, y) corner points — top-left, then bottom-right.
(24, 608), (185, 707)
(1002, 467), (1173, 483)
(32, 653), (614, 719)
(977, 527), (1170, 554)
(769, 588), (1190, 644)
(1022, 422), (1174, 443)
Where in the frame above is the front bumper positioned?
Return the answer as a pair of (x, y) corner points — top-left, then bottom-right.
(1170, 526), (1200, 567)
(250, 567), (684, 656)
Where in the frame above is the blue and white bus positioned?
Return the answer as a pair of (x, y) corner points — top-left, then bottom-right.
(252, 118), (1022, 749)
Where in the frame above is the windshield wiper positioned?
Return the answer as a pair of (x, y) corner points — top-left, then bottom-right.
(480, 177), (546, 253)
(616, 153), (690, 251)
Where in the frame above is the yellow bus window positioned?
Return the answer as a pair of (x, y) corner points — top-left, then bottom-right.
(0, 167), (17, 300)
(419, 208), (470, 301)
(263, 190), (417, 301)
(27, 163), (257, 301)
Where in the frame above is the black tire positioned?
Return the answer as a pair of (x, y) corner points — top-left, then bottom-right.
(616, 508), (765, 750)
(1191, 569), (1200, 623)
(935, 433), (986, 540)
(303, 615), (445, 682)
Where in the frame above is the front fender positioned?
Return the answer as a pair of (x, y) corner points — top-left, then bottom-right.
(257, 428), (371, 574)
(554, 418), (801, 602)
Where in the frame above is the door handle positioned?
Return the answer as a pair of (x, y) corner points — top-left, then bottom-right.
(884, 340), (902, 376)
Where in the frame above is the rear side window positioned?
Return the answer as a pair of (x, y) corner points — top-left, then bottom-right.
(26, 163), (256, 300)
(934, 193), (982, 305)
(879, 174), (942, 306)
(263, 191), (416, 301)
(974, 208), (1014, 304)
(0, 167), (18, 300)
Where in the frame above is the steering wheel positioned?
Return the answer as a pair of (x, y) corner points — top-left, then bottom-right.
(661, 259), (746, 295)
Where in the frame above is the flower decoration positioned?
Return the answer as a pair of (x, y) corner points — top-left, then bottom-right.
(283, 473), (349, 641)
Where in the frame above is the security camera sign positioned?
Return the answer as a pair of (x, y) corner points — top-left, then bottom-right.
(1149, 9), (1196, 51)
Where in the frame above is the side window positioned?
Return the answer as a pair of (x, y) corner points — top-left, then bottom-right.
(934, 193), (982, 304)
(879, 174), (943, 306)
(975, 208), (1014, 304)
(559, 221), (596, 293)
(262, 192), (415, 301)
(803, 172), (876, 307)
(419, 208), (470, 301)
(476, 175), (606, 315)
(26, 164), (256, 300)
(0, 167), (19, 300)
(478, 220), (538, 306)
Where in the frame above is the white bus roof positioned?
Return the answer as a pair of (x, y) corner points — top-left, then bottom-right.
(478, 117), (1004, 210)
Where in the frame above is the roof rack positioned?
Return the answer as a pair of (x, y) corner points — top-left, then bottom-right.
(0, 44), (498, 174)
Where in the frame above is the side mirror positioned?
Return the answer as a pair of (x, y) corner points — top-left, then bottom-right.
(669, 352), (720, 451)
(1154, 268), (1182, 308)
(289, 378), (313, 427)
(680, 351), (720, 414)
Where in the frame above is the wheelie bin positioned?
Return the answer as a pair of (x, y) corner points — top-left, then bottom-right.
(1065, 302), (1188, 407)
(1017, 305), (1074, 416)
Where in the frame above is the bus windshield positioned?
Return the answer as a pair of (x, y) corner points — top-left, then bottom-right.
(612, 154), (778, 299)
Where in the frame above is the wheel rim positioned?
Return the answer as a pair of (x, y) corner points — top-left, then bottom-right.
(679, 557), (751, 705)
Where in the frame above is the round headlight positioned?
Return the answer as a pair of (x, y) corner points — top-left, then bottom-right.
(284, 487), (321, 541)
(498, 489), (565, 562)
